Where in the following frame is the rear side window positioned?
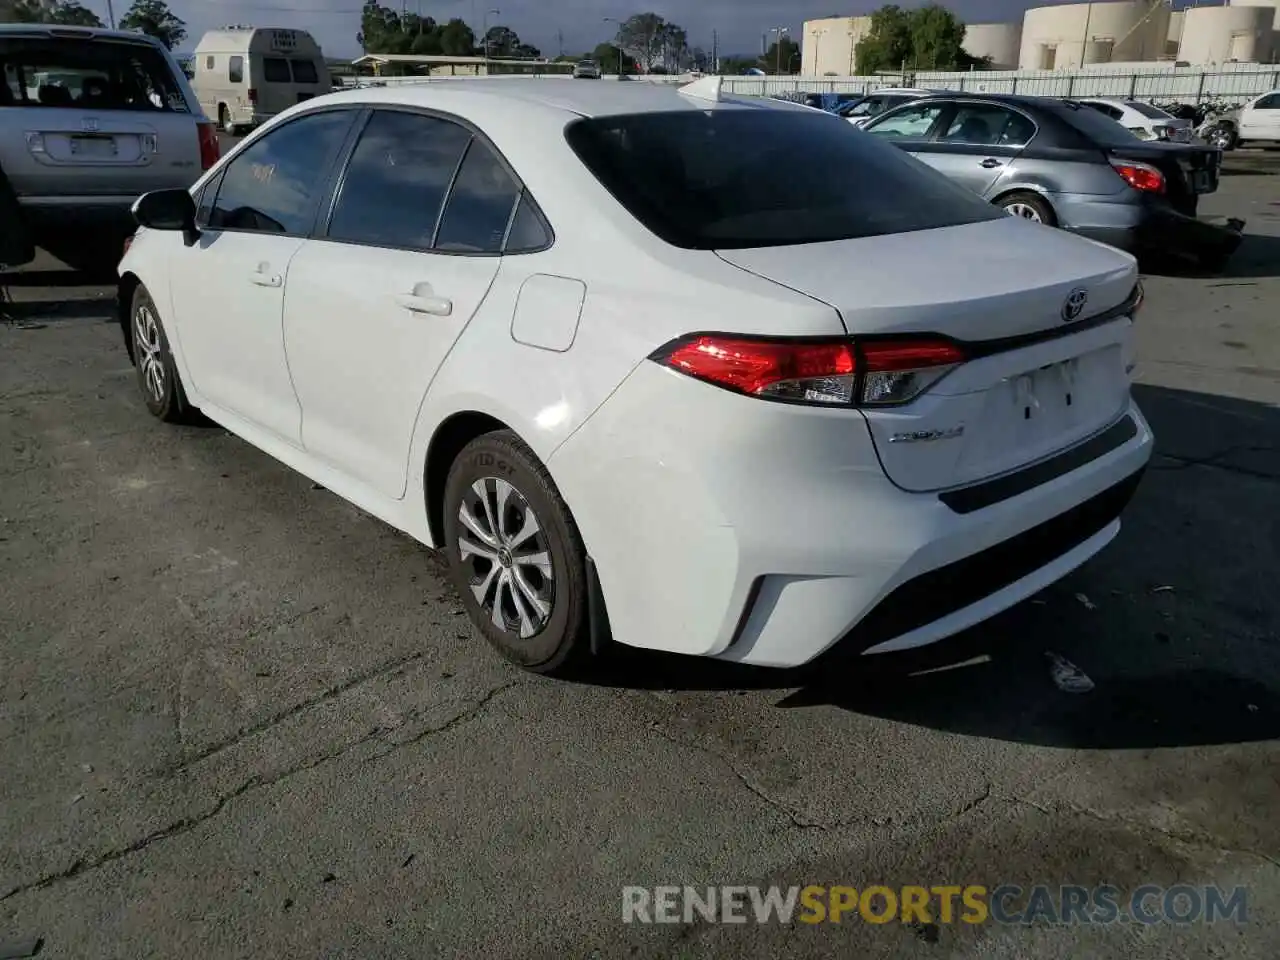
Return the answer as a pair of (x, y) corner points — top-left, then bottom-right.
(327, 110), (472, 250)
(228, 56), (244, 84)
(0, 37), (188, 112)
(941, 104), (1036, 147)
(434, 140), (522, 253)
(1126, 100), (1171, 120)
(263, 57), (290, 83)
(564, 108), (1002, 250)
(291, 59), (319, 84)
(1255, 93), (1280, 110)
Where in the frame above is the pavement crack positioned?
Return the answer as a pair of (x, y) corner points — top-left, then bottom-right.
(1151, 447), (1279, 483)
(170, 649), (427, 773)
(997, 792), (1280, 872)
(360, 679), (527, 762)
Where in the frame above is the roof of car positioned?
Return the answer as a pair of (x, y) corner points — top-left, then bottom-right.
(0, 23), (165, 45)
(321, 77), (800, 119)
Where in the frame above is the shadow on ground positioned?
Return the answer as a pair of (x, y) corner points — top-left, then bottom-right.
(579, 384), (1280, 750)
(1, 266), (115, 324)
(1141, 230), (1280, 280)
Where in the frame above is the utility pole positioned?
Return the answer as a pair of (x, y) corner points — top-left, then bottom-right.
(712, 29), (718, 73)
(769, 26), (789, 75)
(105, 0), (116, 28)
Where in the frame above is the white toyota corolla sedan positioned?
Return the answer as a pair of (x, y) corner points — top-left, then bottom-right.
(117, 76), (1153, 675)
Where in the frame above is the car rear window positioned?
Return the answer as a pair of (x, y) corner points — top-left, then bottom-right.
(0, 37), (189, 112)
(263, 57), (290, 83)
(1126, 100), (1172, 120)
(563, 107), (1003, 250)
(291, 58), (319, 83)
(1053, 100), (1141, 145)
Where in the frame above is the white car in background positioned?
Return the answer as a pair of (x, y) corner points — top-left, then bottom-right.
(838, 88), (934, 126)
(117, 77), (1153, 676)
(572, 59), (601, 79)
(1236, 89), (1280, 147)
(1074, 97), (1193, 142)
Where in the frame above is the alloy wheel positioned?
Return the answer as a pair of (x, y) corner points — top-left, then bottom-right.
(134, 302), (166, 402)
(457, 477), (555, 639)
(1004, 202), (1042, 223)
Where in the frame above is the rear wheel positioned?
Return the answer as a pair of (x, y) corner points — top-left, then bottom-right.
(442, 431), (590, 675)
(998, 191), (1057, 226)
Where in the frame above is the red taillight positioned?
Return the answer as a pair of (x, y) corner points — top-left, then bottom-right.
(197, 121), (220, 171)
(651, 335), (965, 407)
(247, 87), (258, 104)
(1110, 159), (1164, 194)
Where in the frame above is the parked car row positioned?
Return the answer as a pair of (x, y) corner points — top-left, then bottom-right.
(853, 91), (1245, 270)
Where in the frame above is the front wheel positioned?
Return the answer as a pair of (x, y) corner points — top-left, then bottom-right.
(131, 285), (200, 423)
(1206, 125), (1237, 151)
(443, 431), (590, 675)
(998, 191), (1057, 227)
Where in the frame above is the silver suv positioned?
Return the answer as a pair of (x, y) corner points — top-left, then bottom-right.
(0, 24), (218, 274)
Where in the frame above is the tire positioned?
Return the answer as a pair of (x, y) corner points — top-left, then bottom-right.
(217, 104), (230, 132)
(998, 191), (1057, 227)
(443, 430), (590, 675)
(1206, 125), (1237, 151)
(130, 284), (199, 424)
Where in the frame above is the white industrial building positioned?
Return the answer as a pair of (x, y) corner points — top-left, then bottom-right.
(1019, 1), (1172, 69)
(963, 22), (1024, 68)
(800, 15), (873, 76)
(1175, 5), (1276, 63)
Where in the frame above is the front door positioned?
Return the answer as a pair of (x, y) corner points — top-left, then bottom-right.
(282, 108), (529, 499)
(168, 107), (356, 445)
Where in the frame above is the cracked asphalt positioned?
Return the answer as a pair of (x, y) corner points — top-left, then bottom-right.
(2, 156), (1278, 959)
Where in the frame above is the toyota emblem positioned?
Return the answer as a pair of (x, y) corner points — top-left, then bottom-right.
(1062, 287), (1088, 322)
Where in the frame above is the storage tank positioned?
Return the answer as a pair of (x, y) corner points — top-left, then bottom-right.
(801, 16), (874, 76)
(1019, 1), (1172, 69)
(964, 22), (1024, 68)
(1179, 5), (1275, 63)
(1229, 0), (1280, 30)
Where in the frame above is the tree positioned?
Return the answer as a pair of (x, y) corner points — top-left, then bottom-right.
(591, 42), (636, 75)
(763, 37), (801, 74)
(11, 0), (104, 25)
(659, 21), (687, 73)
(855, 3), (980, 75)
(615, 12), (668, 73)
(119, 0), (186, 50)
(438, 18), (477, 56)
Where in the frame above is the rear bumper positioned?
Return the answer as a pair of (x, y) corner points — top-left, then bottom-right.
(549, 360), (1155, 669)
(18, 195), (136, 238)
(1062, 197), (1245, 261)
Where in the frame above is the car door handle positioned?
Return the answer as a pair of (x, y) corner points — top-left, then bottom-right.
(980, 158), (1003, 169)
(395, 292), (453, 316)
(249, 271), (282, 287)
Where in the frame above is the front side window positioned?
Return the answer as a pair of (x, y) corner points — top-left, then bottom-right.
(0, 37), (188, 112)
(327, 110), (472, 250)
(263, 57), (290, 83)
(941, 105), (1035, 147)
(564, 108), (1002, 250)
(864, 102), (946, 139)
(1254, 93), (1280, 110)
(228, 55), (244, 84)
(209, 110), (353, 234)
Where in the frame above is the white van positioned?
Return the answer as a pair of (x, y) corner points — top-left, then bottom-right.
(191, 26), (330, 134)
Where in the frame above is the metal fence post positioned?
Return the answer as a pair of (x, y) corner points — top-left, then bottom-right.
(1195, 71), (1206, 105)
(1011, 76), (1017, 94)
(1129, 73), (1137, 98)
(1066, 75), (1073, 97)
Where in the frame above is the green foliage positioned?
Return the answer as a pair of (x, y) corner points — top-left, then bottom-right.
(763, 37), (801, 74)
(119, 0), (186, 49)
(591, 42), (637, 75)
(10, 0), (104, 26)
(614, 12), (688, 73)
(855, 3), (981, 75)
(358, 2), (529, 60)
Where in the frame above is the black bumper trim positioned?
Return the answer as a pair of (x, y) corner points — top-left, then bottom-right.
(939, 415), (1138, 515)
(827, 469), (1145, 658)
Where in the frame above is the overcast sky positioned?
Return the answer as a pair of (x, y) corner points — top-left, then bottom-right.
(82, 0), (1200, 59)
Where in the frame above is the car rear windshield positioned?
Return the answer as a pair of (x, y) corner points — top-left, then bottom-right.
(1053, 100), (1141, 145)
(1126, 100), (1172, 120)
(563, 107), (1004, 249)
(0, 37), (189, 112)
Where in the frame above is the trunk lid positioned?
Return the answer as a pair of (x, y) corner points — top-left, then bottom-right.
(717, 216), (1140, 493)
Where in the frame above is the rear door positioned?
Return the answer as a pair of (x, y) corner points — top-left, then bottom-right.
(0, 31), (201, 199)
(902, 102), (1038, 198)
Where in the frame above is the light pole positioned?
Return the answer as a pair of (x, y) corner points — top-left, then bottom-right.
(769, 26), (789, 75)
(602, 17), (623, 75)
(483, 8), (499, 66)
(105, 0), (116, 28)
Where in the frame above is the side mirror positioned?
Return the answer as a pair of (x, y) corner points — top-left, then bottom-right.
(132, 189), (198, 238)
